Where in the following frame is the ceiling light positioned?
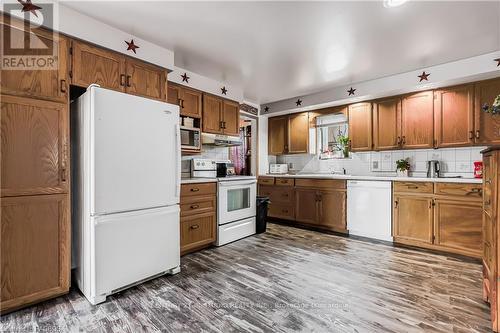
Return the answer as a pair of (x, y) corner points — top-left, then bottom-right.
(383, 0), (408, 8)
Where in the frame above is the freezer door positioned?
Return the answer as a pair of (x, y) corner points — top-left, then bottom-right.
(93, 205), (180, 296)
(90, 87), (180, 215)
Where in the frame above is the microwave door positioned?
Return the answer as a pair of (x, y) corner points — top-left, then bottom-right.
(180, 127), (201, 150)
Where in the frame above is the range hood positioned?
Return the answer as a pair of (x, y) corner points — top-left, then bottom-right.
(201, 133), (242, 147)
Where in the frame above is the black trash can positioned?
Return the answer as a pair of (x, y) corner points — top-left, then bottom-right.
(256, 196), (270, 234)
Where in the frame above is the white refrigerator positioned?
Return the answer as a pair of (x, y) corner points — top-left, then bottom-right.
(71, 85), (181, 305)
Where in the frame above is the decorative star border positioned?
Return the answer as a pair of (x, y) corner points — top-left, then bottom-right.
(296, 99), (302, 106)
(264, 106), (269, 113)
(181, 72), (190, 83)
(125, 39), (139, 54)
(418, 71), (430, 82)
(221, 86), (227, 95)
(495, 58), (500, 67)
(347, 87), (356, 96)
(18, 0), (41, 17)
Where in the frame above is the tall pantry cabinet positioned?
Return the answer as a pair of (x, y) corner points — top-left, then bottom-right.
(0, 16), (71, 312)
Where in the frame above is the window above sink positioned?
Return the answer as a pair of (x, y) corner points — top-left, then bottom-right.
(316, 113), (348, 160)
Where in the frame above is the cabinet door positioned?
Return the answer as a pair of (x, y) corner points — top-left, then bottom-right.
(126, 59), (166, 101)
(401, 91), (434, 149)
(1, 96), (69, 197)
(180, 212), (216, 255)
(202, 94), (223, 134)
(373, 97), (401, 150)
(268, 116), (288, 155)
(434, 199), (482, 257)
(348, 102), (372, 151)
(0, 19), (68, 102)
(295, 188), (319, 224)
(288, 112), (309, 154)
(167, 83), (180, 106)
(222, 99), (240, 136)
(71, 40), (126, 92)
(180, 87), (202, 118)
(434, 85), (474, 148)
(1, 194), (70, 312)
(393, 195), (433, 244)
(318, 190), (347, 233)
(474, 78), (500, 145)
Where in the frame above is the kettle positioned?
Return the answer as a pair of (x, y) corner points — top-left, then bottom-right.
(426, 160), (441, 178)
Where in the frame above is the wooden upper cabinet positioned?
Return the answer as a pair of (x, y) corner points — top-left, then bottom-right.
(348, 102), (372, 151)
(373, 97), (401, 150)
(401, 91), (434, 149)
(268, 116), (288, 155)
(433, 199), (482, 257)
(0, 18), (68, 102)
(318, 190), (347, 233)
(434, 85), (474, 148)
(125, 58), (166, 101)
(222, 99), (240, 136)
(71, 40), (126, 91)
(167, 83), (180, 105)
(202, 94), (223, 134)
(393, 195), (433, 244)
(1, 194), (70, 312)
(1, 96), (69, 197)
(288, 112), (309, 154)
(475, 78), (500, 145)
(180, 87), (202, 118)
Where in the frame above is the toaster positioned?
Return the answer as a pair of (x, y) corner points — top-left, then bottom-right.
(269, 163), (289, 174)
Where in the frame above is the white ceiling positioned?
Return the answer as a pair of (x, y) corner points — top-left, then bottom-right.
(63, 1), (500, 104)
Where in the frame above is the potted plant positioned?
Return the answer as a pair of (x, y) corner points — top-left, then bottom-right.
(337, 135), (350, 158)
(395, 158), (410, 177)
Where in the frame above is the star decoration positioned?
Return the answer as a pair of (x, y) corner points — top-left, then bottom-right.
(418, 71), (430, 82)
(181, 72), (190, 83)
(347, 87), (356, 96)
(495, 58), (500, 67)
(264, 106), (270, 113)
(18, 0), (41, 17)
(125, 39), (139, 54)
(221, 86), (227, 95)
(296, 99), (302, 106)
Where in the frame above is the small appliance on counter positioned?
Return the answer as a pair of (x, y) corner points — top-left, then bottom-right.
(474, 161), (483, 178)
(191, 159), (217, 178)
(269, 163), (289, 174)
(217, 160), (236, 177)
(426, 160), (441, 178)
(180, 126), (201, 150)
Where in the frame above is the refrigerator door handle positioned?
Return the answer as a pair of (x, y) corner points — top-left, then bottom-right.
(175, 123), (181, 199)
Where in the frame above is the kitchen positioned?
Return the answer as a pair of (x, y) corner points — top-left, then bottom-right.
(1, 1), (499, 332)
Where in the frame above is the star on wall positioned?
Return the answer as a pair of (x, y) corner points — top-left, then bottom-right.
(418, 71), (430, 82)
(18, 0), (41, 17)
(221, 86), (227, 95)
(296, 99), (302, 106)
(264, 106), (270, 113)
(125, 39), (139, 54)
(495, 58), (500, 67)
(181, 72), (190, 83)
(347, 87), (356, 96)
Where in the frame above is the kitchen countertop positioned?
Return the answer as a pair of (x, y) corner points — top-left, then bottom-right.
(181, 177), (218, 184)
(261, 173), (482, 184)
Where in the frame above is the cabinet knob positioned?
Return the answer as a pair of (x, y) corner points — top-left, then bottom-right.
(190, 224), (199, 230)
(190, 188), (200, 192)
(126, 75), (131, 87)
(60, 79), (67, 93)
(190, 204), (200, 209)
(120, 74), (126, 86)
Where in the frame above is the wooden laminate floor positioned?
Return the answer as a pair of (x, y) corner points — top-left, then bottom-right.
(0, 223), (491, 333)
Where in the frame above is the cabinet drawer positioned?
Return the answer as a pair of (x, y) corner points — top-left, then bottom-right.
(295, 178), (346, 189)
(180, 212), (216, 254)
(394, 181), (433, 194)
(268, 203), (295, 220)
(275, 178), (294, 186)
(271, 188), (294, 204)
(180, 195), (216, 217)
(258, 177), (275, 185)
(181, 183), (216, 197)
(434, 182), (482, 199)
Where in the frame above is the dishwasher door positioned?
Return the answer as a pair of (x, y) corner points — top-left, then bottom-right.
(347, 180), (392, 242)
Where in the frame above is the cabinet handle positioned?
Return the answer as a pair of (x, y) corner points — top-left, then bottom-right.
(401, 136), (406, 145)
(60, 79), (67, 93)
(486, 179), (492, 184)
(120, 74), (126, 86)
(485, 199), (491, 206)
(468, 131), (474, 140)
(190, 188), (200, 192)
(397, 136), (401, 145)
(190, 224), (199, 230)
(429, 201), (432, 209)
(407, 186), (419, 189)
(467, 188), (482, 195)
(394, 200), (398, 208)
(61, 138), (68, 182)
(190, 204), (200, 209)
(475, 130), (480, 139)
(181, 99), (185, 108)
(126, 75), (131, 87)
(282, 209), (288, 213)
(61, 167), (67, 182)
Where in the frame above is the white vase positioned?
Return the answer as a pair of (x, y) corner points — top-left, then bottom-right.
(397, 170), (408, 177)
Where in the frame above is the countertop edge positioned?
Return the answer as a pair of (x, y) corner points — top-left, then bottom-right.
(259, 174), (482, 184)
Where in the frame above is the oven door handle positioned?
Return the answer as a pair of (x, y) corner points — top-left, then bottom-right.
(218, 180), (257, 187)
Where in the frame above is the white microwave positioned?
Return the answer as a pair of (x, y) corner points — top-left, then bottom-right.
(180, 126), (201, 150)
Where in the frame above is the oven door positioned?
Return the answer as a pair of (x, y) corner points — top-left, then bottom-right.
(218, 180), (256, 225)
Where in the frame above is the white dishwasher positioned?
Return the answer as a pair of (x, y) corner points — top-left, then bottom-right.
(347, 180), (392, 242)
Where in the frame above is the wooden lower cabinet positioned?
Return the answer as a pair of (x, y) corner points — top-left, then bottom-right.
(1, 194), (70, 313)
(393, 181), (483, 259)
(318, 190), (347, 233)
(295, 188), (319, 224)
(180, 183), (217, 255)
(259, 184), (295, 221)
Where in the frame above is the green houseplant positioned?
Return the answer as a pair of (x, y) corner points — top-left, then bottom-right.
(395, 158), (410, 177)
(337, 135), (350, 158)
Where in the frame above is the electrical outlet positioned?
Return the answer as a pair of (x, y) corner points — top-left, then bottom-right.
(372, 160), (380, 170)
